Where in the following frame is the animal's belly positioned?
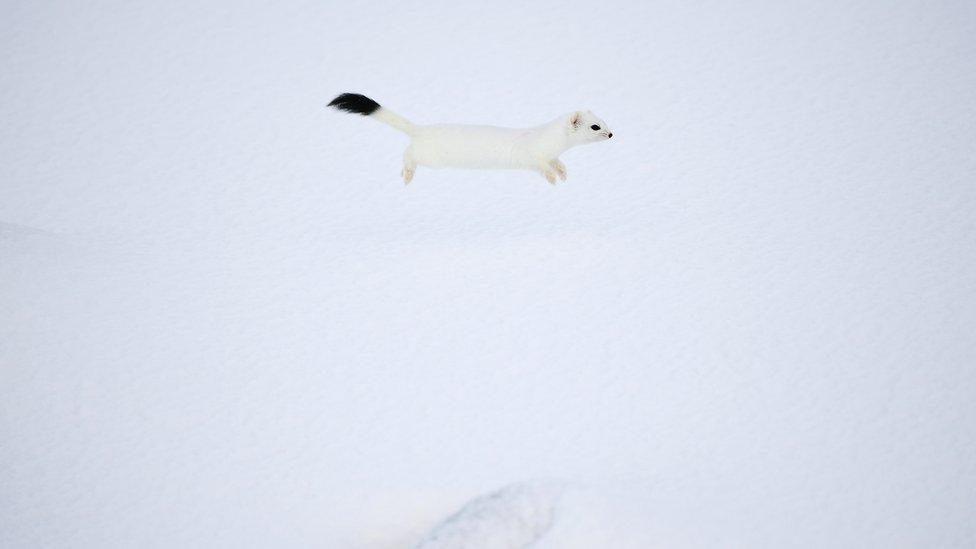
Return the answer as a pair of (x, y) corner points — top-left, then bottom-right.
(410, 128), (525, 169)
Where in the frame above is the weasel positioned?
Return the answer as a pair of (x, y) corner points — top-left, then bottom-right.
(327, 93), (613, 184)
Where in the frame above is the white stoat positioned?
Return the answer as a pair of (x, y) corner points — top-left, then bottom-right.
(327, 93), (613, 184)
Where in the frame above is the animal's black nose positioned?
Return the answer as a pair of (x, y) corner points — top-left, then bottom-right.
(608, 132), (613, 138)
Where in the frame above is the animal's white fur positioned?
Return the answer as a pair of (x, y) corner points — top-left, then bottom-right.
(363, 106), (612, 184)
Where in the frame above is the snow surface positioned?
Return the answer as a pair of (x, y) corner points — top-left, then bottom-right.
(414, 482), (561, 549)
(2, 1), (976, 547)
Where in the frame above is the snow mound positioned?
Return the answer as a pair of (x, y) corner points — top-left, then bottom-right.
(415, 482), (563, 549)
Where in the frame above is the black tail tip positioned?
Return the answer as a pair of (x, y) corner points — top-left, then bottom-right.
(327, 93), (380, 116)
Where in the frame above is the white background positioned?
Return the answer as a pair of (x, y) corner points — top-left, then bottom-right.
(2, 1), (974, 547)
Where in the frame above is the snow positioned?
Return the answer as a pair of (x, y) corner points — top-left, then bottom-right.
(2, 1), (975, 547)
(414, 482), (561, 549)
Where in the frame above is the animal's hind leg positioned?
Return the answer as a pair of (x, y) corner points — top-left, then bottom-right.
(401, 150), (416, 185)
(401, 165), (415, 185)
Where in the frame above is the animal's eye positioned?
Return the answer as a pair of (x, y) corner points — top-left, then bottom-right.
(590, 125), (601, 131)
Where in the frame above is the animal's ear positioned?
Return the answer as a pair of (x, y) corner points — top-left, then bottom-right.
(569, 111), (582, 129)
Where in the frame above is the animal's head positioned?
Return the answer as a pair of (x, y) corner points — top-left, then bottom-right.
(566, 111), (613, 144)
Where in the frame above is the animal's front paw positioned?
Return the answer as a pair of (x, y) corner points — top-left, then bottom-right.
(401, 167), (415, 184)
(550, 160), (567, 181)
(543, 170), (557, 185)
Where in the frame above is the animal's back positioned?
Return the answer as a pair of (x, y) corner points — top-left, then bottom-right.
(409, 124), (531, 169)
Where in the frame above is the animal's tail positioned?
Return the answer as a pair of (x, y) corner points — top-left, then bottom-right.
(327, 93), (415, 135)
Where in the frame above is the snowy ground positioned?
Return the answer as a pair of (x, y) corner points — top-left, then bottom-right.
(2, 1), (975, 547)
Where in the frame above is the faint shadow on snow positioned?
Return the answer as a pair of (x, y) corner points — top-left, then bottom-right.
(0, 221), (85, 270)
(0, 221), (60, 246)
(413, 482), (565, 549)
